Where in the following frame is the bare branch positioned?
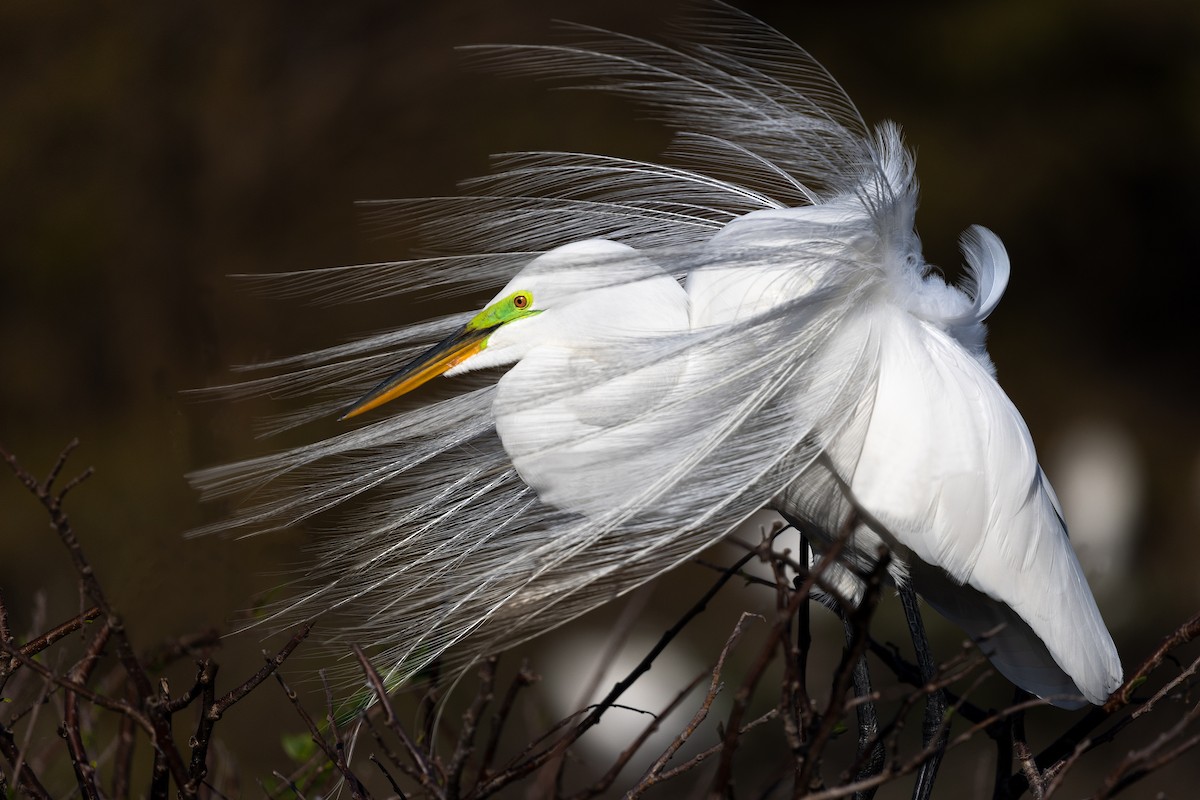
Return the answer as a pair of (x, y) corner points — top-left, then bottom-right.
(478, 659), (537, 780)
(0, 442), (191, 793)
(446, 657), (496, 800)
(18, 606), (102, 662)
(60, 620), (113, 799)
(274, 670), (367, 800)
(352, 643), (440, 790)
(627, 612), (761, 798)
(471, 542), (769, 798)
(212, 624), (312, 717)
(655, 710), (779, 783)
(1092, 698), (1200, 799)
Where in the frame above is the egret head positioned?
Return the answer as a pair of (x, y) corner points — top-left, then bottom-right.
(340, 239), (663, 419)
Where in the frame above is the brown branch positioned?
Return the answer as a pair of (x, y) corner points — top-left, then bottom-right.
(531, 591), (655, 798)
(352, 644), (440, 790)
(362, 714), (426, 789)
(773, 545), (810, 784)
(0, 441), (192, 794)
(1107, 610), (1200, 713)
(799, 679), (1026, 800)
(841, 635), (991, 789)
(212, 623), (311, 716)
(111, 688), (138, 799)
(0, 639), (154, 734)
(692, 557), (778, 590)
(480, 706), (590, 790)
(164, 665), (212, 716)
(369, 753), (408, 798)
(1092, 697), (1200, 799)
(655, 709), (779, 783)
(183, 659), (219, 795)
(1011, 706), (1043, 799)
(0, 588), (13, 692)
(320, 669), (368, 800)
(1006, 609), (1200, 797)
(268, 769), (309, 800)
(711, 517), (858, 794)
(569, 670), (709, 800)
(0, 588), (12, 645)
(864, 636), (991, 726)
(1041, 737), (1090, 799)
(0, 721), (52, 800)
(150, 676), (173, 800)
(1130, 652), (1200, 722)
(446, 657), (497, 800)
(17, 606), (102, 662)
(275, 670), (367, 800)
(60, 620), (113, 799)
(471, 542), (769, 798)
(478, 659), (537, 780)
(626, 612), (761, 799)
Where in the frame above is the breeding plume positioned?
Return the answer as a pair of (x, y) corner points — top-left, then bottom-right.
(193, 4), (1122, 709)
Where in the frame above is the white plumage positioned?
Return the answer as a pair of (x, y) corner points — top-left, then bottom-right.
(192, 3), (1121, 708)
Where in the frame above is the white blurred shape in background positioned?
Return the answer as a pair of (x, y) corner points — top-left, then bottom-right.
(1048, 419), (1143, 616)
(540, 628), (716, 774)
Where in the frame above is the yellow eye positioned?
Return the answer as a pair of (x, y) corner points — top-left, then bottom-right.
(513, 294), (529, 309)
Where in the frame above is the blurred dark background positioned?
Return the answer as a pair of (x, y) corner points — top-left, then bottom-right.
(2, 0), (1198, 795)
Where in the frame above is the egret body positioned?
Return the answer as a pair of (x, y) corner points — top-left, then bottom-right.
(194, 5), (1121, 710)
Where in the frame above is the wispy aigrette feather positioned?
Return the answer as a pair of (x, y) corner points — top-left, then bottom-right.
(191, 2), (1120, 707)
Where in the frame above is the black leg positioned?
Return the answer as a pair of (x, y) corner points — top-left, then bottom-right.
(797, 531), (812, 696)
(899, 584), (948, 800)
(842, 612), (885, 800)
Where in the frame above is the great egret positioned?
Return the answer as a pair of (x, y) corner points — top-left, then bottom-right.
(193, 3), (1122, 714)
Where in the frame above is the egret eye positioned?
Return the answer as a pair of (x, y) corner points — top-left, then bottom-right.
(514, 294), (530, 309)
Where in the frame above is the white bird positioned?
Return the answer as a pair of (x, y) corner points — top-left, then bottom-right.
(192, 3), (1121, 709)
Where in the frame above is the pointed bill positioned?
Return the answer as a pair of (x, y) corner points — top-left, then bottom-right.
(340, 324), (495, 419)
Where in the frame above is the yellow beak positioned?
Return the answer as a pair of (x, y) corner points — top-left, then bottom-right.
(340, 324), (494, 420)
